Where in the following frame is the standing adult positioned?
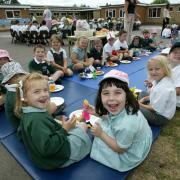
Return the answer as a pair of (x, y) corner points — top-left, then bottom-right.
(124, 0), (139, 44)
(43, 6), (52, 29)
(161, 3), (171, 36)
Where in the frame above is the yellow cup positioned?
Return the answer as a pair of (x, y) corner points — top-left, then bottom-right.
(49, 83), (55, 92)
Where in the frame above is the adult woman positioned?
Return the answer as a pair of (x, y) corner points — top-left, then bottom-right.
(162, 3), (171, 35)
(124, 0), (140, 44)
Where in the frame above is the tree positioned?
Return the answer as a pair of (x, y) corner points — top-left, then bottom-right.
(151, 0), (169, 4)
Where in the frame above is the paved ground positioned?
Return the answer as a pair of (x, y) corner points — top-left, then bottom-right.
(0, 25), (170, 180)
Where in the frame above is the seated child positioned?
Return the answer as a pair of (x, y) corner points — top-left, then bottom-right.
(39, 20), (49, 32)
(47, 35), (73, 77)
(114, 30), (128, 51)
(71, 36), (94, 72)
(15, 73), (91, 169)
(139, 55), (176, 126)
(28, 44), (63, 84)
(1, 61), (27, 128)
(168, 42), (180, 108)
(129, 35), (143, 49)
(142, 29), (156, 52)
(150, 29), (163, 48)
(0, 49), (12, 82)
(162, 25), (171, 38)
(90, 69), (152, 172)
(102, 32), (118, 65)
(171, 29), (180, 45)
(88, 38), (103, 66)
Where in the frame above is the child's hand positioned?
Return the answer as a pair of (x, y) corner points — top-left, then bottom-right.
(91, 122), (103, 137)
(62, 115), (76, 131)
(144, 80), (153, 88)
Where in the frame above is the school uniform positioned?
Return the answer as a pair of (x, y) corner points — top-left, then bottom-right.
(88, 47), (103, 60)
(47, 48), (67, 66)
(114, 39), (128, 51)
(17, 106), (91, 169)
(142, 38), (156, 51)
(150, 77), (176, 119)
(28, 58), (56, 76)
(39, 25), (49, 32)
(90, 109), (152, 172)
(71, 46), (87, 62)
(4, 84), (20, 129)
(102, 43), (116, 64)
(172, 64), (180, 107)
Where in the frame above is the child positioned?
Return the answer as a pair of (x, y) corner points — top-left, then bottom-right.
(102, 32), (118, 65)
(168, 42), (180, 108)
(150, 29), (163, 48)
(114, 30), (128, 51)
(90, 69), (152, 172)
(0, 49), (13, 83)
(71, 36), (94, 72)
(28, 44), (63, 84)
(129, 35), (143, 49)
(88, 38), (103, 66)
(47, 35), (73, 77)
(171, 29), (180, 45)
(142, 29), (156, 52)
(162, 24), (171, 38)
(139, 55), (176, 126)
(15, 73), (91, 169)
(1, 61), (27, 128)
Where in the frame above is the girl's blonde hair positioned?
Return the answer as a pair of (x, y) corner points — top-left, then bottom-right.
(75, 36), (88, 47)
(50, 34), (63, 44)
(147, 55), (171, 77)
(15, 73), (48, 117)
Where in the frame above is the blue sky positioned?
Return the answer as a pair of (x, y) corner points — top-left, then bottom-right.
(19, 0), (177, 7)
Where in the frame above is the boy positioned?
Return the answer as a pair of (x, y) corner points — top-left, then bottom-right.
(142, 29), (156, 52)
(28, 44), (63, 84)
(168, 42), (180, 108)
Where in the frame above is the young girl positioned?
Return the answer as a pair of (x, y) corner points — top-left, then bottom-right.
(71, 36), (94, 72)
(129, 35), (143, 49)
(139, 55), (176, 126)
(90, 69), (152, 172)
(15, 73), (91, 170)
(168, 42), (180, 108)
(47, 35), (73, 77)
(88, 38), (103, 66)
(114, 30), (128, 51)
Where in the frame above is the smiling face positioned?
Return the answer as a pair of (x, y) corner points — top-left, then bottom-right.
(101, 85), (126, 115)
(169, 47), (180, 67)
(23, 79), (49, 109)
(51, 38), (61, 51)
(119, 33), (127, 42)
(34, 47), (45, 62)
(79, 38), (88, 49)
(148, 61), (165, 82)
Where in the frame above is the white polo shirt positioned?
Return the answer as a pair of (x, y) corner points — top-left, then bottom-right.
(47, 48), (67, 62)
(102, 43), (116, 64)
(150, 77), (176, 119)
(172, 64), (180, 107)
(114, 39), (128, 50)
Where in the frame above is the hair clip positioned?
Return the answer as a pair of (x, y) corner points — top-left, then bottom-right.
(18, 80), (24, 101)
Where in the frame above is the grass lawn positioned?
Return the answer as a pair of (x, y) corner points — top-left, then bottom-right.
(128, 109), (180, 179)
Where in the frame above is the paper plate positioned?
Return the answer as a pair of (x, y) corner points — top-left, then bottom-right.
(107, 63), (118, 67)
(51, 85), (64, 92)
(133, 57), (141, 60)
(50, 97), (64, 106)
(134, 88), (142, 93)
(120, 60), (131, 64)
(79, 73), (93, 79)
(96, 70), (105, 76)
(69, 109), (100, 126)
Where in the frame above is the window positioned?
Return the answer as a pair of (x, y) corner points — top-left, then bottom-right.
(178, 7), (180, 12)
(61, 13), (67, 16)
(169, 7), (173, 11)
(53, 12), (59, 17)
(119, 9), (125, 18)
(36, 12), (43, 17)
(106, 9), (116, 18)
(148, 8), (161, 18)
(6, 10), (20, 19)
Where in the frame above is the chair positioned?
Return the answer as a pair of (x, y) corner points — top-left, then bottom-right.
(25, 31), (31, 46)
(39, 30), (49, 45)
(10, 29), (15, 43)
(30, 31), (39, 44)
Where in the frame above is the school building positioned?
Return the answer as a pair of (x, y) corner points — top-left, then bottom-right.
(0, 3), (180, 26)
